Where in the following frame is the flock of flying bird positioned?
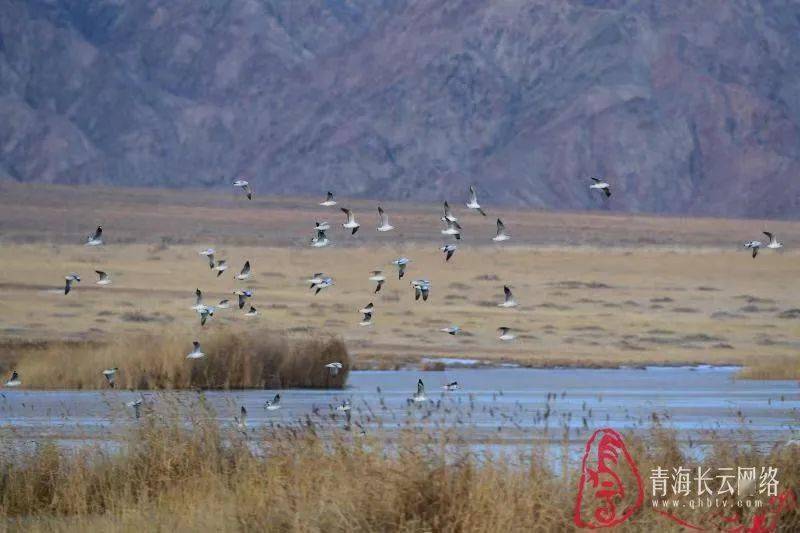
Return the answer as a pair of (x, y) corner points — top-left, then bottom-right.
(4, 176), (787, 420)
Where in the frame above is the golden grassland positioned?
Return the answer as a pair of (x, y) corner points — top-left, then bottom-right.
(0, 402), (798, 532)
(1, 181), (799, 381)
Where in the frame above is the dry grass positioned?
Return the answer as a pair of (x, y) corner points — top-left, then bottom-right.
(6, 327), (349, 390)
(0, 402), (798, 531)
(738, 355), (800, 380)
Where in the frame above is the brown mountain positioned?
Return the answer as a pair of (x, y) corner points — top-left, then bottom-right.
(1, 0), (800, 218)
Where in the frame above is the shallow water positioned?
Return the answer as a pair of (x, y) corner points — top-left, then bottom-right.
(1, 367), (798, 458)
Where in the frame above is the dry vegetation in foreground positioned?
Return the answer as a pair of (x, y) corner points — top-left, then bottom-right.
(0, 401), (798, 532)
(737, 355), (800, 380)
(3, 327), (349, 390)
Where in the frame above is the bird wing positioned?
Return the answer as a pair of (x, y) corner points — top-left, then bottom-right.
(469, 185), (478, 203)
(93, 226), (102, 240)
(341, 208), (354, 224)
(378, 206), (388, 225)
(95, 270), (107, 280)
(496, 219), (505, 235)
(417, 379), (424, 395)
(763, 231), (774, 243)
(65, 279), (71, 294)
(241, 261), (250, 275)
(504, 285), (512, 299)
(591, 177), (600, 183)
(326, 191), (334, 202)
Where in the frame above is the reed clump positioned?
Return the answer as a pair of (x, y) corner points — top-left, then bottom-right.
(8, 327), (349, 390)
(737, 355), (800, 380)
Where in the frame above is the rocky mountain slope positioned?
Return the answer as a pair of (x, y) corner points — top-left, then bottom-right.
(1, 0), (799, 218)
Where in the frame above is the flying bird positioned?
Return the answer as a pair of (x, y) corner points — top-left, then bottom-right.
(199, 307), (214, 326)
(497, 327), (516, 341)
(411, 280), (431, 301)
(234, 290), (253, 309)
(235, 260), (252, 280)
(392, 258), (410, 279)
(443, 381), (460, 391)
(325, 362), (343, 377)
(498, 285), (518, 308)
(440, 244), (457, 262)
(341, 208), (360, 234)
(5, 371), (21, 387)
(244, 305), (259, 317)
(359, 302), (374, 326)
(102, 367), (118, 387)
(492, 219), (510, 242)
(441, 219), (462, 240)
(265, 394), (281, 411)
(95, 270), (111, 286)
(412, 379), (426, 403)
(64, 273), (81, 295)
(369, 270), (386, 293)
(307, 273), (326, 289)
(320, 191), (337, 207)
(233, 178), (252, 200)
(126, 397), (144, 418)
(440, 326), (460, 335)
(85, 226), (103, 246)
(376, 206), (394, 232)
(199, 248), (215, 269)
(763, 231), (783, 249)
(743, 240), (762, 258)
(217, 299), (231, 309)
(589, 177), (611, 197)
(314, 220), (331, 231)
(213, 259), (228, 277)
(441, 201), (458, 223)
(310, 228), (330, 247)
(466, 185), (487, 216)
(313, 277), (334, 294)
(192, 288), (207, 311)
(187, 340), (205, 359)
(235, 405), (248, 430)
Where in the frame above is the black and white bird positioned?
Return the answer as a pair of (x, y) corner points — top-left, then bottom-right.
(412, 379), (426, 403)
(497, 327), (516, 341)
(359, 302), (374, 326)
(440, 244), (457, 262)
(213, 259), (228, 277)
(244, 305), (258, 317)
(320, 191), (337, 207)
(192, 288), (208, 311)
(325, 362), (343, 377)
(199, 306), (214, 326)
(589, 177), (611, 197)
(743, 240), (762, 258)
(235, 405), (247, 430)
(64, 273), (81, 295)
(411, 280), (431, 301)
(441, 219), (462, 240)
(102, 367), (118, 387)
(234, 289), (253, 309)
(440, 326), (460, 335)
(498, 285), (518, 308)
(492, 219), (510, 242)
(314, 220), (331, 231)
(307, 273), (326, 289)
(392, 257), (410, 279)
(313, 277), (334, 294)
(310, 228), (330, 247)
(235, 260), (252, 281)
(126, 397), (144, 419)
(217, 299), (231, 309)
(233, 178), (252, 200)
(441, 201), (458, 223)
(369, 270), (386, 293)
(85, 225), (103, 246)
(336, 399), (351, 412)
(95, 270), (111, 286)
(265, 393), (281, 411)
(199, 248), (215, 269)
(763, 231), (783, 250)
(5, 371), (21, 387)
(341, 208), (360, 234)
(376, 206), (394, 232)
(443, 381), (459, 391)
(187, 340), (205, 359)
(466, 185), (487, 216)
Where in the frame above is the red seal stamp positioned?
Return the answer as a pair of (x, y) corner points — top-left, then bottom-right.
(573, 428), (643, 529)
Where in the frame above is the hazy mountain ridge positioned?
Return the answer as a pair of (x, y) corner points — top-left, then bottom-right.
(1, 0), (800, 218)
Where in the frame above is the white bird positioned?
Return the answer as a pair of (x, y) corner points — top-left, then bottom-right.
(325, 362), (343, 377)
(5, 371), (21, 387)
(235, 260), (252, 280)
(192, 288), (207, 311)
(341, 208), (360, 234)
(744, 240), (762, 259)
(199, 248), (215, 269)
(498, 285), (518, 308)
(310, 228), (330, 247)
(265, 394), (281, 410)
(64, 273), (81, 295)
(376, 206), (394, 232)
(187, 340), (205, 359)
(392, 257), (410, 279)
(466, 185), (487, 216)
(440, 244), (457, 262)
(440, 326), (460, 335)
(313, 277), (334, 294)
(233, 178), (252, 200)
(412, 379), (426, 403)
(102, 367), (118, 387)
(441, 201), (458, 223)
(126, 397), (144, 418)
(763, 231), (783, 249)
(492, 219), (510, 242)
(199, 306), (215, 326)
(235, 405), (247, 430)
(320, 191), (337, 207)
(441, 219), (462, 240)
(369, 270), (385, 293)
(244, 305), (259, 317)
(213, 259), (228, 277)
(217, 299), (231, 309)
(85, 225), (103, 246)
(411, 279), (431, 301)
(497, 327), (516, 341)
(359, 302), (374, 326)
(315, 220), (331, 231)
(95, 270), (111, 286)
(234, 289), (253, 310)
(307, 273), (325, 288)
(589, 177), (611, 197)
(442, 381), (459, 391)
